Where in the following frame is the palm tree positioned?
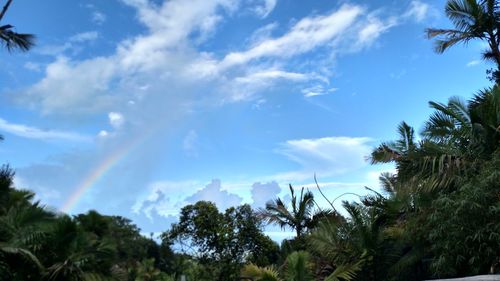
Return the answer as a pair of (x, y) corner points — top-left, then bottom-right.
(42, 216), (115, 281)
(426, 0), (500, 81)
(0, 0), (35, 52)
(260, 185), (318, 239)
(0, 166), (55, 280)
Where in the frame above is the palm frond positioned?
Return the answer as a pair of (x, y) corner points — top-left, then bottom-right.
(324, 260), (363, 281)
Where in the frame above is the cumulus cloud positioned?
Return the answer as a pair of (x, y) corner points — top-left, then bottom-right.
(0, 118), (91, 142)
(185, 179), (243, 210)
(17, 1), (418, 115)
(133, 179), (243, 219)
(108, 112), (125, 129)
(251, 181), (281, 208)
(18, 56), (117, 114)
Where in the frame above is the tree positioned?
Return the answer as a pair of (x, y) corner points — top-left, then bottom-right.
(260, 185), (323, 240)
(426, 0), (500, 81)
(0, 0), (35, 52)
(0, 165), (54, 280)
(40, 216), (116, 281)
(425, 151), (500, 277)
(165, 201), (279, 281)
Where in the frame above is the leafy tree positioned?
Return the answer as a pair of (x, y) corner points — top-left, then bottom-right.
(165, 201), (279, 281)
(426, 151), (500, 277)
(0, 0), (35, 52)
(426, 0), (500, 81)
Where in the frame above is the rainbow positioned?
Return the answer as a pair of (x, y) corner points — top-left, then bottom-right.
(60, 129), (155, 213)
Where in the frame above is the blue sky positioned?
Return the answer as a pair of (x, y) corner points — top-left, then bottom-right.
(0, 0), (492, 238)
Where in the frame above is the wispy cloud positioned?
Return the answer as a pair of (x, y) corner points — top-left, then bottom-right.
(301, 85), (337, 98)
(253, 0), (277, 18)
(273, 136), (373, 181)
(404, 1), (432, 22)
(467, 60), (481, 67)
(36, 31), (99, 56)
(221, 4), (364, 68)
(0, 118), (91, 142)
(92, 11), (107, 25)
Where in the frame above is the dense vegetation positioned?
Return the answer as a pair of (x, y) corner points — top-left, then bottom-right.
(0, 0), (499, 280)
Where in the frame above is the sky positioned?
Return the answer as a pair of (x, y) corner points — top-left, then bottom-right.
(0, 0), (493, 239)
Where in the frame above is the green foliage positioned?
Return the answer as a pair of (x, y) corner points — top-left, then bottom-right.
(260, 185), (327, 240)
(426, 151), (500, 277)
(283, 251), (314, 281)
(426, 0), (500, 81)
(241, 264), (282, 281)
(166, 201), (280, 281)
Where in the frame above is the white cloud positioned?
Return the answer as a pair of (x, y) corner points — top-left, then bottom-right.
(0, 118), (90, 142)
(92, 11), (107, 25)
(36, 31), (100, 56)
(70, 31), (99, 42)
(97, 130), (109, 138)
(253, 0), (277, 18)
(221, 4), (364, 68)
(467, 60), (481, 67)
(108, 112), (125, 129)
(301, 85), (337, 98)
(18, 1), (411, 115)
(19, 56), (117, 114)
(251, 181), (281, 208)
(404, 1), (431, 22)
(185, 179), (243, 209)
(356, 15), (397, 47)
(274, 136), (372, 181)
(235, 70), (309, 84)
(133, 179), (243, 219)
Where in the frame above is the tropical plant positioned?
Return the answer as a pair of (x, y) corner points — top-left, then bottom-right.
(241, 264), (282, 281)
(283, 251), (314, 281)
(0, 166), (54, 280)
(0, 0), (35, 52)
(426, 0), (500, 81)
(41, 216), (116, 281)
(133, 258), (174, 281)
(260, 185), (327, 239)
